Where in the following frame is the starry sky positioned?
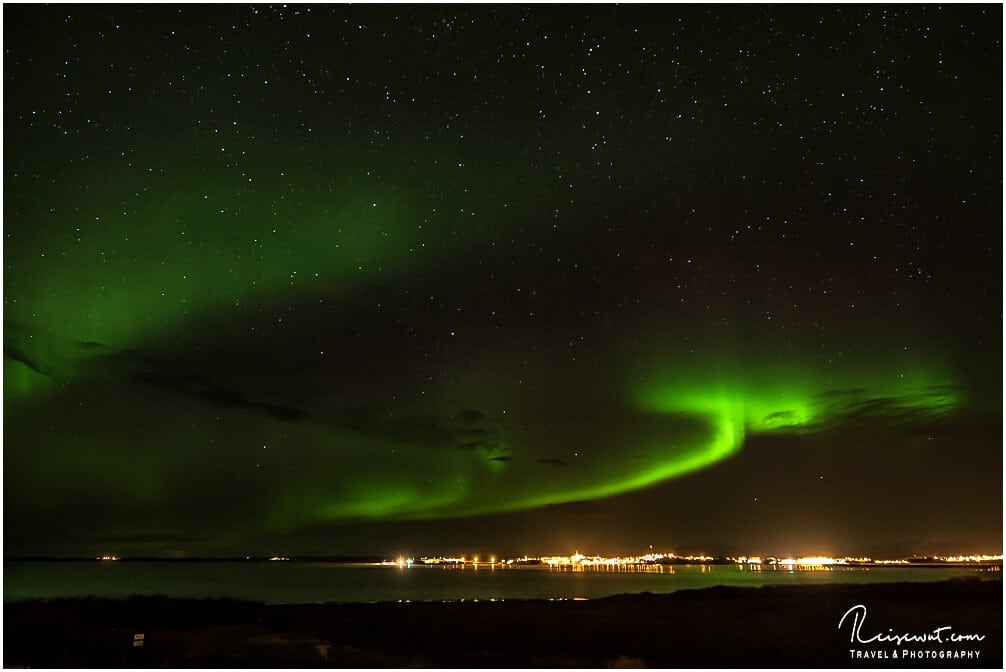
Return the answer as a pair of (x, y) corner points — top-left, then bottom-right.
(4, 5), (1002, 558)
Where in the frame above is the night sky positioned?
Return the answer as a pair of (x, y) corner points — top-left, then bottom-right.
(4, 5), (1002, 559)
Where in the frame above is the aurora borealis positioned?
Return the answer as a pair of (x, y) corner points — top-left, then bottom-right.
(4, 5), (1002, 558)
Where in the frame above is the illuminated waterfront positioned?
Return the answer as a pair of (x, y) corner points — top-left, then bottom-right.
(407, 551), (1002, 571)
(89, 547), (1005, 573)
(9, 550), (998, 605)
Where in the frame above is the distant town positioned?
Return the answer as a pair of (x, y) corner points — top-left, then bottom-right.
(390, 551), (1004, 570)
(72, 550), (1003, 569)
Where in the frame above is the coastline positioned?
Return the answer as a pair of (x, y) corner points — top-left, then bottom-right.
(4, 576), (1001, 668)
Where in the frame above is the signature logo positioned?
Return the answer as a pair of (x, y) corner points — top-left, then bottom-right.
(838, 604), (985, 646)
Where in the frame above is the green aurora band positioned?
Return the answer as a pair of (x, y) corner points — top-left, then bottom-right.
(3, 159), (965, 534)
(4, 163), (963, 530)
(0, 54), (971, 541)
(4, 325), (961, 534)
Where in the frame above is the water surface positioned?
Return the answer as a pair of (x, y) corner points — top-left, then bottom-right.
(4, 561), (991, 604)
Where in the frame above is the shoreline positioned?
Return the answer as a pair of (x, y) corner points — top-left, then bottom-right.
(6, 556), (1002, 568)
(5, 577), (1001, 667)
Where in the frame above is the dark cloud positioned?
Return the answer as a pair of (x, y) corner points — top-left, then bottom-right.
(760, 386), (965, 436)
(762, 410), (799, 423)
(821, 386), (959, 426)
(4, 349), (53, 380)
(4, 322), (109, 383)
(132, 371), (308, 422)
(123, 356), (501, 447)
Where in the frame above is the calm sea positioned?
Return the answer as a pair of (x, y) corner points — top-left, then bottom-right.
(3, 561), (992, 604)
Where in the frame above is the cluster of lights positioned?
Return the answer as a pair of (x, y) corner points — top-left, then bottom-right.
(541, 551), (712, 567)
(419, 555), (499, 566)
(734, 554), (1006, 567)
(403, 551), (1002, 570)
(89, 551), (1004, 567)
(386, 557), (415, 568)
(731, 556), (841, 567)
(777, 556), (840, 567)
(937, 554), (1002, 563)
(419, 551), (715, 568)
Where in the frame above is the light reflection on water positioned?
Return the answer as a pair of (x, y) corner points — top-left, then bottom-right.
(3, 561), (993, 605)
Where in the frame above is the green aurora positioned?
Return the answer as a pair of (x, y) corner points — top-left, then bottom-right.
(0, 127), (978, 543)
(4, 5), (1000, 556)
(4, 310), (964, 535)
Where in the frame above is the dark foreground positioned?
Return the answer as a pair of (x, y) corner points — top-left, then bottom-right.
(4, 578), (1002, 668)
